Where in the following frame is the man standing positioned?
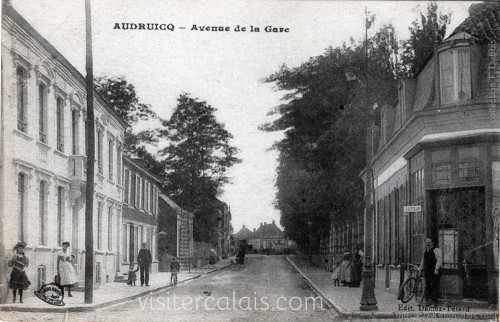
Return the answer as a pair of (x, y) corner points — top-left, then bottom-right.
(137, 242), (152, 286)
(351, 244), (364, 287)
(419, 238), (443, 306)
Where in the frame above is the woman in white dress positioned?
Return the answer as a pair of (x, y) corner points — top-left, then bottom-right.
(57, 242), (77, 297)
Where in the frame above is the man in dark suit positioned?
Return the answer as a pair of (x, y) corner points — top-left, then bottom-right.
(137, 242), (152, 286)
(419, 237), (443, 306)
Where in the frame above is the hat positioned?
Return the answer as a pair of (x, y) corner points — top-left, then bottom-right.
(14, 241), (26, 249)
(62, 241), (70, 246)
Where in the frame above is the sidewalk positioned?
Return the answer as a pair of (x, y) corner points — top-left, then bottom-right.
(0, 258), (233, 313)
(286, 256), (498, 320)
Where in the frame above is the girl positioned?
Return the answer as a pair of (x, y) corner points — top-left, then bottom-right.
(332, 261), (341, 286)
(57, 242), (78, 297)
(9, 241), (31, 303)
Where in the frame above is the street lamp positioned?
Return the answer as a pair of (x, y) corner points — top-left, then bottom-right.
(360, 169), (378, 311)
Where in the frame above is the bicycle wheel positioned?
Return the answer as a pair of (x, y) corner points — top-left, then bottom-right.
(399, 278), (416, 303)
(414, 277), (425, 305)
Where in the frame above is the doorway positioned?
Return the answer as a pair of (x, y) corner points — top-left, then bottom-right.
(429, 187), (487, 301)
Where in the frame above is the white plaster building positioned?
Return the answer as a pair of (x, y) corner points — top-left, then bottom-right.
(0, 5), (127, 299)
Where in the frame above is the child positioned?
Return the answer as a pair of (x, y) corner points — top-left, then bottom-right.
(332, 261), (341, 286)
(127, 264), (139, 286)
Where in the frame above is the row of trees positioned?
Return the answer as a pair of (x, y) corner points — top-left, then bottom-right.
(261, 3), (451, 248)
(94, 79), (240, 244)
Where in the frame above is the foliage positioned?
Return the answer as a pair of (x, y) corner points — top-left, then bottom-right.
(400, 2), (451, 77)
(94, 77), (166, 179)
(263, 2), (450, 247)
(160, 93), (241, 243)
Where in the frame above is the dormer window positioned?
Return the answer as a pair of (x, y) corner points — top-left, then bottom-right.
(439, 45), (471, 105)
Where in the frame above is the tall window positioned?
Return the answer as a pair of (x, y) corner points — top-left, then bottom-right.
(122, 224), (128, 262)
(38, 84), (47, 143)
(439, 46), (471, 105)
(124, 169), (130, 204)
(39, 181), (46, 245)
(135, 174), (140, 208)
(71, 109), (79, 155)
(97, 202), (102, 250)
(57, 187), (64, 245)
(17, 66), (28, 132)
(144, 181), (149, 212)
(140, 178), (144, 209)
(56, 97), (65, 152)
(116, 146), (122, 184)
(108, 206), (113, 251)
(18, 173), (26, 241)
(97, 130), (103, 174)
(108, 139), (114, 181)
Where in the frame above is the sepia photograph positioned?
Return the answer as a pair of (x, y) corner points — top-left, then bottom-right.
(0, 0), (499, 320)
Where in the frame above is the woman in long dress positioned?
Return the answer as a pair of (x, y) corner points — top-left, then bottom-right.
(57, 242), (77, 297)
(9, 241), (31, 303)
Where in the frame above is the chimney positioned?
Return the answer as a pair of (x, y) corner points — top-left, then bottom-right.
(260, 223), (263, 227)
(272, 219), (275, 224)
(264, 222), (267, 226)
(253, 228), (256, 232)
(242, 225), (245, 229)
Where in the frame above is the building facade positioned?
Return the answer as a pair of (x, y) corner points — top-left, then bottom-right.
(359, 3), (499, 304)
(157, 194), (194, 270)
(242, 221), (289, 254)
(0, 4), (127, 300)
(120, 157), (160, 273)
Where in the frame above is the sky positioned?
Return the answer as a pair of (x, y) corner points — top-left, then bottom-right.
(9, 0), (475, 233)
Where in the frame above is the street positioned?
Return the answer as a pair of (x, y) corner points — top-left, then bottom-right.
(0, 255), (337, 322)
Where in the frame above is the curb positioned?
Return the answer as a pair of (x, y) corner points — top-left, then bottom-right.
(285, 256), (340, 315)
(285, 256), (499, 320)
(0, 263), (234, 313)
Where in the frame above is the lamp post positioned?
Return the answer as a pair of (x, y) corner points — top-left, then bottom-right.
(360, 168), (378, 311)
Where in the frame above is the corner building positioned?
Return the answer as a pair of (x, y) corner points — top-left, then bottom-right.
(360, 3), (499, 304)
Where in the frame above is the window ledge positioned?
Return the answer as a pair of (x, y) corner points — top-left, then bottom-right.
(36, 140), (51, 150)
(54, 150), (68, 160)
(107, 178), (115, 185)
(97, 172), (105, 180)
(13, 129), (33, 141)
(377, 264), (384, 268)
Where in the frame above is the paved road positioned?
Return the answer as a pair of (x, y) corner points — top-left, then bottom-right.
(0, 255), (337, 321)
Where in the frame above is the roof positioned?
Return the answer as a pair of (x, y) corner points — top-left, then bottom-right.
(451, 2), (500, 42)
(233, 225), (253, 240)
(253, 221), (284, 239)
(2, 4), (128, 129)
(158, 193), (181, 210)
(124, 156), (162, 184)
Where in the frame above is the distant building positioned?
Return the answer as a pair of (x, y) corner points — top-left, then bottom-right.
(234, 221), (290, 254)
(120, 157), (160, 273)
(157, 194), (194, 270)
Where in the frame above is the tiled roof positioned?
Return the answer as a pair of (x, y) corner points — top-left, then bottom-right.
(451, 2), (500, 42)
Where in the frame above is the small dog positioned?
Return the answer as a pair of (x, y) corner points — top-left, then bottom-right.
(127, 265), (139, 286)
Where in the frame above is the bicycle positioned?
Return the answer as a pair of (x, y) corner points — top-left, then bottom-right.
(398, 263), (425, 304)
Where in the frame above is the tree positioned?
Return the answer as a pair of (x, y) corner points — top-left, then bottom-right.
(94, 77), (165, 177)
(161, 93), (240, 243)
(263, 2), (452, 249)
(400, 2), (451, 77)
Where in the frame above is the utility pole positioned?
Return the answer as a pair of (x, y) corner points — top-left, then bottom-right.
(0, 2), (8, 304)
(84, 0), (95, 304)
